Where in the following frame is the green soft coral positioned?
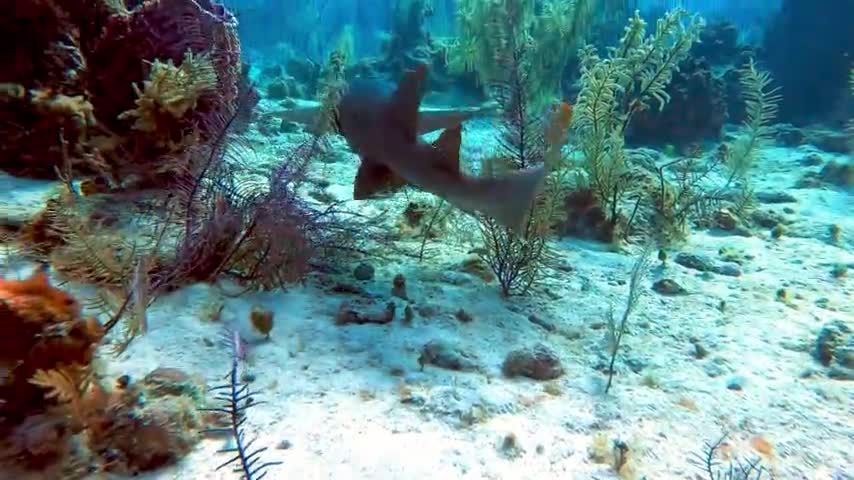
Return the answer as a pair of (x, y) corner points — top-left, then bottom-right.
(723, 58), (781, 183)
(448, 0), (624, 105)
(571, 8), (704, 229)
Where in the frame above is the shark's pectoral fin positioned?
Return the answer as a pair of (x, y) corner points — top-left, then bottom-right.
(353, 160), (408, 200)
(430, 123), (462, 174)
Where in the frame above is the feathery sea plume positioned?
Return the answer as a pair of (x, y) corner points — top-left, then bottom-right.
(201, 328), (282, 479)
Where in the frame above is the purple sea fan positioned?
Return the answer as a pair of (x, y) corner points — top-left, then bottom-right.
(221, 140), (331, 289)
(266, 138), (366, 266)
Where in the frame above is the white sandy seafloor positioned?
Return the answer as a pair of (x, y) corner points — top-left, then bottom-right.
(1, 115), (852, 480)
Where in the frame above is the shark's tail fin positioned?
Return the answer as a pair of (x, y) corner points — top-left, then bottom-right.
(460, 166), (548, 233)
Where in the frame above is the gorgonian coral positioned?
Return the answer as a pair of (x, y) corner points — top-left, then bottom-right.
(120, 50), (218, 134)
(570, 8), (705, 238)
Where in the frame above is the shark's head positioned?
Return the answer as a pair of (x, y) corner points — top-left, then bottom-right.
(335, 79), (391, 157)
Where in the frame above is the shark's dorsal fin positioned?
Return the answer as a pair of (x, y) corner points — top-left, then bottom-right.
(388, 64), (428, 143)
(353, 159), (408, 200)
(431, 124), (462, 174)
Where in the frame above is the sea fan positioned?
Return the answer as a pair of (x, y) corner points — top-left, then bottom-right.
(489, 35), (547, 171)
(201, 330), (281, 480)
(690, 433), (767, 480)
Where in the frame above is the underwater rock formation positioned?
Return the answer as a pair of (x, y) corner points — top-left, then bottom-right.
(0, 0), (248, 186)
(264, 0), (479, 102)
(376, 0), (473, 95)
(762, 0), (854, 125)
(690, 21), (742, 66)
(625, 21), (753, 146)
(626, 57), (729, 146)
(383, 0), (435, 75)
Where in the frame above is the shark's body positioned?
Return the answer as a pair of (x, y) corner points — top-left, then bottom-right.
(335, 65), (547, 232)
(267, 102), (497, 136)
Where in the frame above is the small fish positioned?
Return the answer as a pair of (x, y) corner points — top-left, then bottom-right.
(335, 64), (547, 232)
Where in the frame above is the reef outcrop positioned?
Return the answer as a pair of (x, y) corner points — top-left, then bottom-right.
(0, 0), (249, 187)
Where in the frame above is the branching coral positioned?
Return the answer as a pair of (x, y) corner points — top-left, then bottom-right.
(691, 433), (768, 480)
(202, 330), (281, 479)
(649, 58), (780, 244)
(475, 32), (572, 296)
(603, 244), (652, 393)
(314, 48), (349, 138)
(723, 59), (781, 184)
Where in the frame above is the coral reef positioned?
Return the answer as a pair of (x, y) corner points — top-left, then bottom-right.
(0, 270), (203, 477)
(2, 44), (366, 360)
(0, 0), (248, 187)
(270, 1), (468, 102)
(625, 21), (754, 146)
(626, 57), (728, 146)
(567, 8), (704, 240)
(0, 268), (103, 422)
(643, 59), (781, 245)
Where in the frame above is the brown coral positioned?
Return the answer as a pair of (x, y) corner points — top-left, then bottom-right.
(0, 270), (203, 474)
(0, 268), (104, 422)
(2, 362), (204, 476)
